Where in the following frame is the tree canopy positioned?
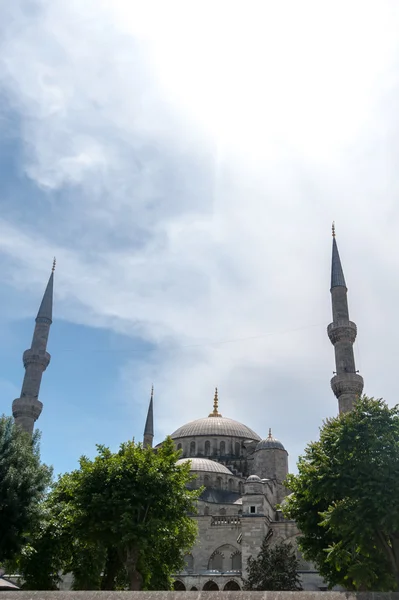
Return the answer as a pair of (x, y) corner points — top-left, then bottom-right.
(0, 415), (52, 564)
(15, 436), (199, 590)
(244, 535), (302, 591)
(284, 396), (399, 591)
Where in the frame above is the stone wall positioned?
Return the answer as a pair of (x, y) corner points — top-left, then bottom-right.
(0, 591), (398, 599)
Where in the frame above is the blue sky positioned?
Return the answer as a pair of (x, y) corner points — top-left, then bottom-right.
(1, 0), (399, 476)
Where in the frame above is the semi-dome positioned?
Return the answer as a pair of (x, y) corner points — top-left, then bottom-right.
(256, 428), (286, 451)
(246, 474), (261, 482)
(176, 457), (234, 475)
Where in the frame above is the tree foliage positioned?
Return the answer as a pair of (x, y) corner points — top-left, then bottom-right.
(284, 396), (399, 591)
(15, 437), (199, 590)
(0, 416), (52, 563)
(244, 536), (302, 591)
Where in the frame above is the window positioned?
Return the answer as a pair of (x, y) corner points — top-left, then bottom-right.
(190, 441), (196, 456)
(220, 441), (226, 455)
(220, 508), (226, 516)
(235, 442), (240, 456)
(204, 506), (210, 515)
(228, 478), (234, 491)
(216, 477), (222, 489)
(231, 552), (242, 571)
(209, 552), (223, 571)
(184, 554), (194, 572)
(238, 482), (244, 495)
(204, 476), (210, 487)
(177, 443), (182, 451)
(205, 440), (211, 456)
(250, 506), (256, 514)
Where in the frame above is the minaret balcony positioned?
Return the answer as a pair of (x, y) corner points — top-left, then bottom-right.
(23, 349), (51, 370)
(327, 320), (357, 345)
(330, 372), (364, 399)
(12, 396), (43, 421)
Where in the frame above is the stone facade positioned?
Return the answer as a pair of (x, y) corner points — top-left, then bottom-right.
(161, 407), (321, 593)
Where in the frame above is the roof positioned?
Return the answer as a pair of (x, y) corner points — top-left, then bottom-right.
(143, 389), (154, 437)
(200, 488), (242, 504)
(0, 577), (19, 590)
(176, 457), (234, 474)
(36, 270), (54, 323)
(256, 429), (286, 451)
(331, 237), (347, 289)
(170, 416), (261, 440)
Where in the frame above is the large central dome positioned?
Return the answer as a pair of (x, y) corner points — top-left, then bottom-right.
(170, 416), (260, 440)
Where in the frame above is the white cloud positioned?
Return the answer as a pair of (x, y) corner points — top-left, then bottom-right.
(1, 0), (399, 469)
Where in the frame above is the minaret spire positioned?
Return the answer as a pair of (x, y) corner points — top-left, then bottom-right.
(327, 226), (363, 413)
(143, 385), (154, 448)
(12, 262), (55, 435)
(208, 387), (222, 417)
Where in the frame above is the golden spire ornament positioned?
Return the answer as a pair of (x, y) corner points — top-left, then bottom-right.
(332, 221), (336, 238)
(52, 257), (56, 273)
(209, 387), (222, 417)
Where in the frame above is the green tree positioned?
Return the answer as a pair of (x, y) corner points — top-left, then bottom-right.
(0, 416), (52, 564)
(243, 536), (302, 591)
(284, 396), (399, 591)
(15, 437), (199, 590)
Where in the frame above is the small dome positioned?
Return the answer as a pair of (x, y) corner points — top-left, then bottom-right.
(256, 428), (286, 451)
(176, 457), (233, 475)
(246, 475), (261, 482)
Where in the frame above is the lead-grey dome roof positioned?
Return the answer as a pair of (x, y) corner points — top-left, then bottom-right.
(176, 458), (233, 474)
(256, 429), (286, 451)
(170, 416), (260, 440)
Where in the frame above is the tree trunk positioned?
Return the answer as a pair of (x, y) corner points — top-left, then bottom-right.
(101, 546), (120, 590)
(125, 546), (142, 591)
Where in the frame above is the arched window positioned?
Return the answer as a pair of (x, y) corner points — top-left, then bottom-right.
(238, 481), (244, 495)
(204, 505), (210, 515)
(235, 442), (240, 456)
(216, 477), (222, 489)
(224, 581), (240, 590)
(177, 443), (182, 451)
(205, 440), (211, 456)
(203, 581), (219, 591)
(228, 478), (234, 491)
(190, 441), (196, 456)
(209, 552), (223, 571)
(231, 551), (242, 571)
(220, 441), (226, 455)
(190, 587), (198, 591)
(204, 476), (210, 487)
(220, 508), (226, 516)
(173, 580), (186, 591)
(184, 554), (194, 572)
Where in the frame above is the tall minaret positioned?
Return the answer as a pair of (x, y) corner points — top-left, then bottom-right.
(327, 225), (363, 413)
(12, 260), (55, 435)
(143, 385), (154, 448)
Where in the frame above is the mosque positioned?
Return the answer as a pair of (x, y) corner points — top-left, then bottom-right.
(11, 229), (362, 591)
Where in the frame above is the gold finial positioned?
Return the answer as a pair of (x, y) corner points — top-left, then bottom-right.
(150, 384), (154, 400)
(268, 428), (273, 439)
(52, 257), (56, 273)
(209, 387), (222, 417)
(332, 222), (335, 238)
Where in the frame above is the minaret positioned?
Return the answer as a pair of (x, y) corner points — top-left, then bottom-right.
(327, 225), (363, 413)
(12, 259), (55, 435)
(143, 385), (154, 448)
